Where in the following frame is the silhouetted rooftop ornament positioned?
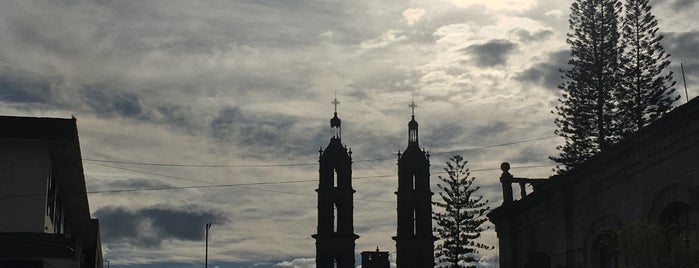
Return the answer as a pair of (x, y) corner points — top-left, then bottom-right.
(330, 96), (342, 138)
(501, 162), (510, 173)
(407, 100), (419, 145)
(333, 94), (340, 112)
(408, 100), (418, 130)
(498, 161), (548, 205)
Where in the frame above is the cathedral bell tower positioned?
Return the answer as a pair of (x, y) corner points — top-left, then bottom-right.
(393, 101), (435, 267)
(312, 97), (359, 268)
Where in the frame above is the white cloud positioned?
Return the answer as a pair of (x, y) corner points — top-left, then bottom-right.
(448, 0), (538, 12)
(360, 30), (409, 50)
(402, 8), (426, 26)
(275, 257), (315, 268)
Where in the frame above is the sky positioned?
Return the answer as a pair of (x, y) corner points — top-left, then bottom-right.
(1, 0), (698, 267)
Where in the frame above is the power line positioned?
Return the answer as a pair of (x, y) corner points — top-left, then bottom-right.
(83, 162), (554, 192)
(82, 158), (316, 168)
(88, 162), (211, 184)
(87, 160), (553, 185)
(2, 163), (554, 200)
(430, 135), (558, 156)
(81, 135), (559, 168)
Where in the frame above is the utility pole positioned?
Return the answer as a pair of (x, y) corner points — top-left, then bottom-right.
(205, 222), (213, 268)
(682, 62), (689, 102)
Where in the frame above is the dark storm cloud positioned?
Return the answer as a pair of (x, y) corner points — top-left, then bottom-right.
(82, 87), (143, 118)
(663, 31), (699, 61)
(663, 31), (699, 88)
(0, 75), (52, 103)
(211, 107), (294, 147)
(210, 107), (332, 158)
(514, 50), (569, 90)
(154, 105), (196, 128)
(462, 39), (517, 67)
(94, 205), (226, 248)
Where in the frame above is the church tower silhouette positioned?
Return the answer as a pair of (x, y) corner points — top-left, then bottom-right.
(312, 97), (359, 268)
(393, 101), (435, 267)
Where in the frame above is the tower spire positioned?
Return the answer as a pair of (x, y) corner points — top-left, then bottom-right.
(314, 94), (358, 268)
(394, 100), (434, 268)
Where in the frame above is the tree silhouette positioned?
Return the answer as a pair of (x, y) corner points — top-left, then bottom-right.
(433, 155), (490, 268)
(551, 0), (623, 172)
(617, 0), (679, 136)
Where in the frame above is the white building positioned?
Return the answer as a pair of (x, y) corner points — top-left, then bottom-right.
(0, 116), (103, 268)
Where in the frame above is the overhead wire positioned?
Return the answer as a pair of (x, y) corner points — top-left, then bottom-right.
(2, 163), (554, 200)
(80, 135), (559, 168)
(74, 134), (558, 199)
(81, 162), (554, 193)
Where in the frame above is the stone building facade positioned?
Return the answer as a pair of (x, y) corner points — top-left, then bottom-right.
(488, 98), (699, 268)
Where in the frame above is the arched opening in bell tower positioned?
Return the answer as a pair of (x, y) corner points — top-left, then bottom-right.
(333, 202), (338, 233)
(412, 174), (416, 190)
(333, 169), (338, 188)
(413, 209), (417, 235)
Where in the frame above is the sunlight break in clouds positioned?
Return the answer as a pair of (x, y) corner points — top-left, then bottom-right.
(275, 257), (315, 268)
(449, 0), (536, 11)
(402, 8), (426, 26)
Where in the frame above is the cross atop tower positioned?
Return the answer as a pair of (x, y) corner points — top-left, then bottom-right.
(407, 98), (419, 143)
(409, 100), (417, 116)
(332, 98), (340, 113)
(329, 94), (342, 138)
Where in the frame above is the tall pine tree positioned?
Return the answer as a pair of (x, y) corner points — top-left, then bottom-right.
(618, 0), (678, 136)
(433, 155), (490, 268)
(552, 0), (623, 171)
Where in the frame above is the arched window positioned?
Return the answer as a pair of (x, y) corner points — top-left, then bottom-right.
(333, 169), (338, 188)
(591, 231), (619, 268)
(412, 174), (416, 190)
(658, 201), (692, 261)
(413, 209), (418, 235)
(659, 202), (689, 228)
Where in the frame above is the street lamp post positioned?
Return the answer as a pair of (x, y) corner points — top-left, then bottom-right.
(205, 222), (213, 268)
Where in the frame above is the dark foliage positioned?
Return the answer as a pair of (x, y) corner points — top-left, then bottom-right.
(617, 0), (679, 135)
(433, 155), (490, 268)
(552, 0), (623, 172)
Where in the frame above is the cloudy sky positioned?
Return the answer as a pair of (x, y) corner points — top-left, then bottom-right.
(1, 0), (698, 267)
